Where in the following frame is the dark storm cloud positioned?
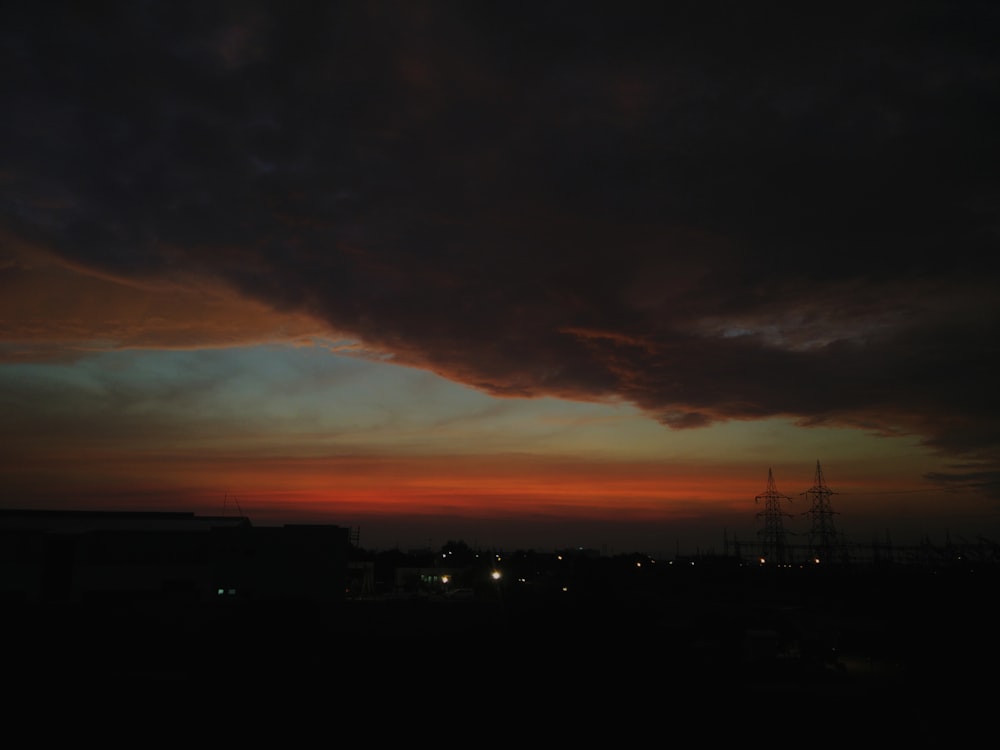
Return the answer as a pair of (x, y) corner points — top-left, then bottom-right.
(3, 2), (999, 487)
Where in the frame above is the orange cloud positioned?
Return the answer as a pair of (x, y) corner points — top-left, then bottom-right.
(0, 244), (331, 360)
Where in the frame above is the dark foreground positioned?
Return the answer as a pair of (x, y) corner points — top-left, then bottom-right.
(5, 560), (997, 737)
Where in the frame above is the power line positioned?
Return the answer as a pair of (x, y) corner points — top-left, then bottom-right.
(837, 489), (934, 495)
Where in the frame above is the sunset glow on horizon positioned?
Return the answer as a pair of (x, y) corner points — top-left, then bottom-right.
(3, 3), (998, 554)
(0, 328), (968, 552)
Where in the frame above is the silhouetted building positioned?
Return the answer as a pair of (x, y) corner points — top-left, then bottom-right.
(0, 509), (349, 605)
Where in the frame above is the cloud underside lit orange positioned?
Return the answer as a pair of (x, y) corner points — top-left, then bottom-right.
(0, 247), (331, 358)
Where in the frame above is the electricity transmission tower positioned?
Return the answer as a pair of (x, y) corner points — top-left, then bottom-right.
(756, 467), (793, 564)
(801, 460), (844, 564)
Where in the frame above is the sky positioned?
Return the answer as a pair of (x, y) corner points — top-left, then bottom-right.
(2, 1), (999, 555)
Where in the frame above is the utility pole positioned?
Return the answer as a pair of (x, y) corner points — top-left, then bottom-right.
(756, 467), (793, 565)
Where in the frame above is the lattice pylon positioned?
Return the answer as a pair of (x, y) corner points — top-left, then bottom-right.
(801, 460), (843, 564)
(755, 467), (793, 564)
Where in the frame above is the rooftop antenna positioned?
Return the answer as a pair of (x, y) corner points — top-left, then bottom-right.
(756, 467), (793, 564)
(223, 492), (243, 518)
